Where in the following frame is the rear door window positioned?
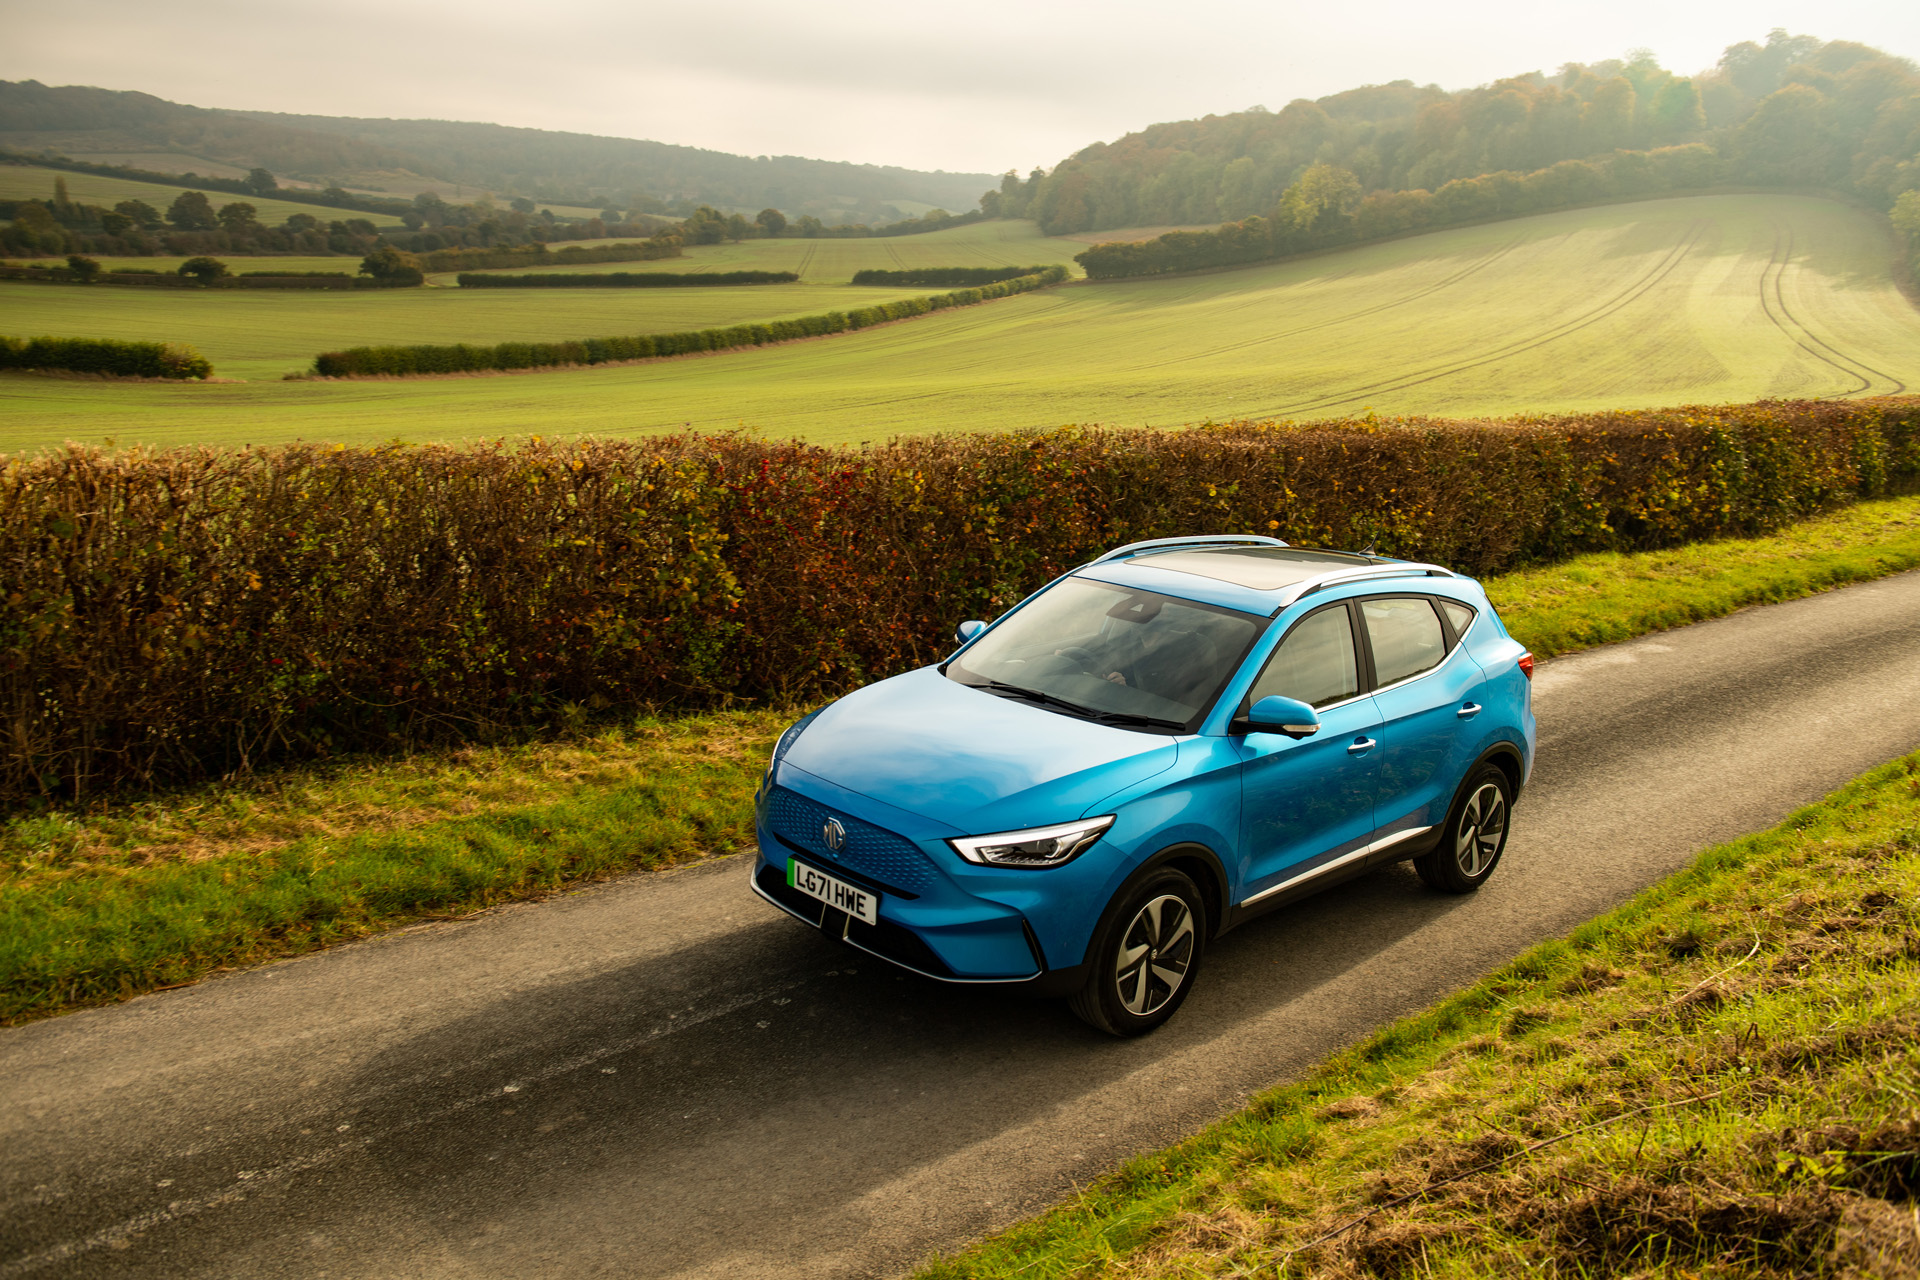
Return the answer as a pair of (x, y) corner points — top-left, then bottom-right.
(1361, 597), (1447, 687)
(1247, 604), (1359, 709)
(1438, 599), (1476, 643)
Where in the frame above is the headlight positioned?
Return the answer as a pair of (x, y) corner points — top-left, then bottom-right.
(948, 816), (1115, 869)
(767, 706), (828, 778)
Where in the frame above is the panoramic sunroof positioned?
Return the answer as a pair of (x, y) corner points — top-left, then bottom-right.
(1131, 547), (1376, 591)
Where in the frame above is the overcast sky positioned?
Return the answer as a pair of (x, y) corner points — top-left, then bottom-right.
(8, 0), (1918, 177)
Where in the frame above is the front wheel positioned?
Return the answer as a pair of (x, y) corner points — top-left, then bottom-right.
(1069, 868), (1206, 1036)
(1414, 764), (1511, 894)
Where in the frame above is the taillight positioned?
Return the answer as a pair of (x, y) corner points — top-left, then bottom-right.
(1517, 652), (1535, 680)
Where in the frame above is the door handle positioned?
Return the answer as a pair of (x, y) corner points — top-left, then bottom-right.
(1457, 702), (1482, 719)
(1347, 737), (1376, 755)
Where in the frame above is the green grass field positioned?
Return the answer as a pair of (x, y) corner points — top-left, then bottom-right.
(0, 163), (405, 227)
(0, 279), (926, 381)
(9, 254), (364, 274)
(3, 195), (1917, 453)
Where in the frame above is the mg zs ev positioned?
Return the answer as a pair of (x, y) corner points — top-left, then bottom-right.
(751, 535), (1536, 1035)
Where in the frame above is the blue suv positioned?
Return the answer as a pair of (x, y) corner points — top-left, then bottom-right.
(752, 535), (1536, 1035)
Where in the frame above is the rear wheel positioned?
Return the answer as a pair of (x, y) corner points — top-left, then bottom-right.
(1414, 764), (1511, 893)
(1069, 868), (1206, 1036)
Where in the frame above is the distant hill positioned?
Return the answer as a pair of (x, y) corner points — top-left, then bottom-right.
(0, 80), (997, 224)
(997, 30), (1920, 234)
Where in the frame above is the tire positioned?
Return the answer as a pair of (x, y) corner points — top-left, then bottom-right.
(1069, 868), (1206, 1036)
(1414, 763), (1512, 894)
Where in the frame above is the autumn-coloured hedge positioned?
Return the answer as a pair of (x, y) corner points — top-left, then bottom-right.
(0, 335), (211, 379)
(311, 266), (1070, 377)
(4, 398), (1916, 798)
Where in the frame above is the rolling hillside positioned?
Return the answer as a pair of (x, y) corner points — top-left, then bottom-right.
(0, 80), (995, 220)
(2, 194), (1915, 453)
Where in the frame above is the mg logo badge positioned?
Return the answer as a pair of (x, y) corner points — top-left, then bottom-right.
(822, 818), (847, 852)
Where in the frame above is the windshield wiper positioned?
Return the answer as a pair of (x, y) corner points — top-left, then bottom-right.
(977, 680), (1184, 732)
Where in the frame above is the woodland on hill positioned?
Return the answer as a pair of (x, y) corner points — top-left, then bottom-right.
(993, 30), (1920, 234)
(0, 80), (992, 222)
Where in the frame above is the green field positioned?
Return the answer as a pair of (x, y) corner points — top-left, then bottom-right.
(0, 280), (927, 381)
(3, 195), (1917, 453)
(0, 163), (405, 227)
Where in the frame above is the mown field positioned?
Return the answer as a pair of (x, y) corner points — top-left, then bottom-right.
(0, 163), (405, 227)
(0, 278), (929, 381)
(2, 195), (1917, 452)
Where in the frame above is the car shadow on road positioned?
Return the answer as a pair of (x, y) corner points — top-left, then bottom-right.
(171, 857), (1481, 1278)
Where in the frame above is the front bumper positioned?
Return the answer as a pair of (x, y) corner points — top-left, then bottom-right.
(753, 774), (1083, 987)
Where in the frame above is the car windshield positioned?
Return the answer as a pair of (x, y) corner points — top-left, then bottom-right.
(947, 577), (1264, 732)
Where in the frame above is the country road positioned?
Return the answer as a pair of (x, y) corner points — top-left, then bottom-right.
(6, 572), (1920, 1280)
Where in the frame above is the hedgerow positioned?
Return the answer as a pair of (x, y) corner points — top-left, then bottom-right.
(455, 270), (798, 288)
(850, 266), (1050, 287)
(310, 266), (1070, 376)
(0, 335), (211, 379)
(2, 398), (1915, 799)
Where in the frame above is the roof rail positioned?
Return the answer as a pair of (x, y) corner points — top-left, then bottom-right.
(1278, 563), (1458, 608)
(1092, 534), (1289, 565)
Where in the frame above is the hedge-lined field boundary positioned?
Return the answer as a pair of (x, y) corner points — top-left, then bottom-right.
(310, 265), (1070, 377)
(0, 265), (402, 290)
(850, 266), (1050, 287)
(0, 335), (211, 379)
(455, 270), (798, 288)
(417, 241), (681, 273)
(4, 398), (1915, 799)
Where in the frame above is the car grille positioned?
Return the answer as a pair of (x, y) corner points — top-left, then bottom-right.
(766, 786), (939, 896)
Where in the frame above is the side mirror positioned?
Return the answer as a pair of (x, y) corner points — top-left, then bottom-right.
(954, 619), (986, 645)
(1243, 695), (1320, 738)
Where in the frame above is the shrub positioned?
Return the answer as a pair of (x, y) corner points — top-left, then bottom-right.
(0, 335), (212, 380)
(176, 256), (228, 283)
(1, 398), (1914, 798)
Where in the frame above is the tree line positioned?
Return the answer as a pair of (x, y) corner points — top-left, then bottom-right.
(997, 31), (1920, 238)
(1076, 145), (1722, 277)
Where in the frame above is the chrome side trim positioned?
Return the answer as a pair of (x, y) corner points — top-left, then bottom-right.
(840, 934), (1043, 986)
(752, 871), (825, 927)
(1238, 825), (1436, 907)
(752, 868), (1044, 986)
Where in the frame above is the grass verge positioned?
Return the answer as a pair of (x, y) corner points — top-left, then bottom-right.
(916, 753), (1920, 1279)
(0, 709), (787, 1023)
(3, 492), (1919, 1025)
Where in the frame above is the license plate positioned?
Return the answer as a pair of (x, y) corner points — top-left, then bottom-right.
(787, 859), (879, 925)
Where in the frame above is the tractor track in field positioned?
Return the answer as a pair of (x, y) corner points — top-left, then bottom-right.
(1123, 238), (1528, 375)
(1258, 219), (1708, 419)
(1759, 221), (1907, 397)
(794, 244), (819, 281)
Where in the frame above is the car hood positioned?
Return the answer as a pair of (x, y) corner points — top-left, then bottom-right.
(781, 666), (1182, 834)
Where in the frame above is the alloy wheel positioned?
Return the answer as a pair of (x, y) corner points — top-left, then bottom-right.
(1113, 894), (1195, 1016)
(1454, 781), (1507, 877)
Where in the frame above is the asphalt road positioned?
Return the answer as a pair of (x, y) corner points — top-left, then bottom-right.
(7, 571), (1920, 1280)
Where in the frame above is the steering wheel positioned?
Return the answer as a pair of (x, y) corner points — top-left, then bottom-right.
(1056, 645), (1099, 675)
